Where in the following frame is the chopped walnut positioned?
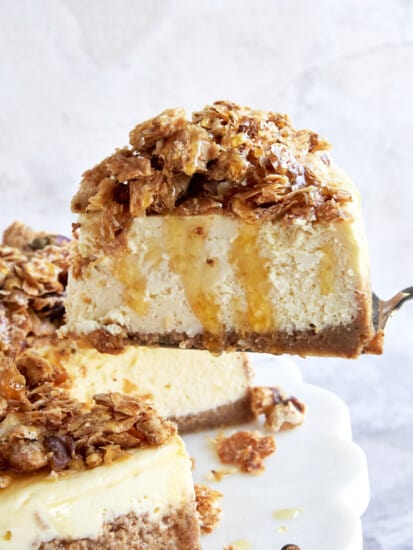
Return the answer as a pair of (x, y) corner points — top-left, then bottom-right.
(216, 430), (276, 474)
(195, 484), (223, 534)
(71, 101), (351, 249)
(251, 386), (306, 432)
(16, 351), (68, 387)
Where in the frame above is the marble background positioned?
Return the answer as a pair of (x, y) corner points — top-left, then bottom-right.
(0, 1), (412, 548)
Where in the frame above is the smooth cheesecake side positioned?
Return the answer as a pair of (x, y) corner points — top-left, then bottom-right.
(64, 101), (376, 357)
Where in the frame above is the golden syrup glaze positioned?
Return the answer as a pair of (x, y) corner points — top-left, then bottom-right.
(229, 223), (275, 333)
(164, 216), (222, 336)
(113, 235), (164, 316)
(318, 245), (336, 296)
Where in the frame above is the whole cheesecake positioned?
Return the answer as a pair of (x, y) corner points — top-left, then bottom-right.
(65, 101), (377, 358)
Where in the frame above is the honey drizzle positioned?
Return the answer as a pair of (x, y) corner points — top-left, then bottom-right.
(319, 246), (336, 295)
(164, 217), (221, 336)
(229, 223), (274, 332)
(114, 237), (163, 316)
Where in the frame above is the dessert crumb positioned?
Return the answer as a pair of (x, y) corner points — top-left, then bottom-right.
(195, 484), (223, 534)
(216, 430), (276, 474)
(206, 467), (237, 482)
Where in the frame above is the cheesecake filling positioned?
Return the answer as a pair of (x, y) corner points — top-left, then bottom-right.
(40, 344), (251, 419)
(0, 438), (193, 549)
(65, 210), (370, 339)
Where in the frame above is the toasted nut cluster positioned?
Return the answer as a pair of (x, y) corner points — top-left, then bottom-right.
(216, 430), (276, 474)
(251, 386), (306, 432)
(0, 222), (70, 357)
(0, 353), (176, 477)
(72, 101), (351, 248)
(195, 484), (223, 534)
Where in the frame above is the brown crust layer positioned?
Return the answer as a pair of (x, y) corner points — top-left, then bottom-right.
(173, 392), (254, 434)
(83, 314), (377, 359)
(40, 500), (200, 549)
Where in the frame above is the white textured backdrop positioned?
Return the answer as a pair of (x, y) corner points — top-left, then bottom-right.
(1, 1), (412, 548)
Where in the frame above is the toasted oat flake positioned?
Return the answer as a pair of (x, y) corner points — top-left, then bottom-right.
(195, 484), (223, 534)
(0, 222), (70, 358)
(216, 430), (276, 474)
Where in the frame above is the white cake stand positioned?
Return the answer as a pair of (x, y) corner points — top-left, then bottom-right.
(183, 355), (370, 550)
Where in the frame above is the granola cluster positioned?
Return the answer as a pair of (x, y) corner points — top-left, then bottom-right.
(251, 386), (306, 432)
(0, 222), (70, 357)
(194, 484), (223, 534)
(0, 351), (175, 478)
(216, 430), (276, 474)
(72, 101), (352, 247)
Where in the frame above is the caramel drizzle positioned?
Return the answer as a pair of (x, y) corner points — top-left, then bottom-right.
(164, 217), (221, 335)
(115, 236), (163, 316)
(318, 246), (336, 296)
(229, 224), (274, 333)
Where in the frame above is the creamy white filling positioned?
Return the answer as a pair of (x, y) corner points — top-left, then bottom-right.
(40, 345), (251, 418)
(0, 437), (193, 549)
(64, 192), (370, 338)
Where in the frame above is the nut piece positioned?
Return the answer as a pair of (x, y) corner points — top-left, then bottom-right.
(216, 430), (276, 474)
(251, 386), (306, 432)
(195, 484), (223, 534)
(16, 351), (67, 387)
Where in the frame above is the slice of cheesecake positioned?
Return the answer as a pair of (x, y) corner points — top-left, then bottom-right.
(65, 101), (376, 358)
(1, 222), (253, 432)
(0, 354), (200, 549)
(38, 341), (254, 433)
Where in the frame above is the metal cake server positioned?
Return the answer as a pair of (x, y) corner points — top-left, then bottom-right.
(372, 286), (413, 332)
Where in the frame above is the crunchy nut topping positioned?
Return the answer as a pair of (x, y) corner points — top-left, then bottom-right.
(195, 484), (223, 534)
(72, 101), (352, 248)
(0, 353), (176, 475)
(251, 386), (306, 432)
(16, 351), (68, 387)
(216, 430), (276, 474)
(0, 223), (70, 358)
